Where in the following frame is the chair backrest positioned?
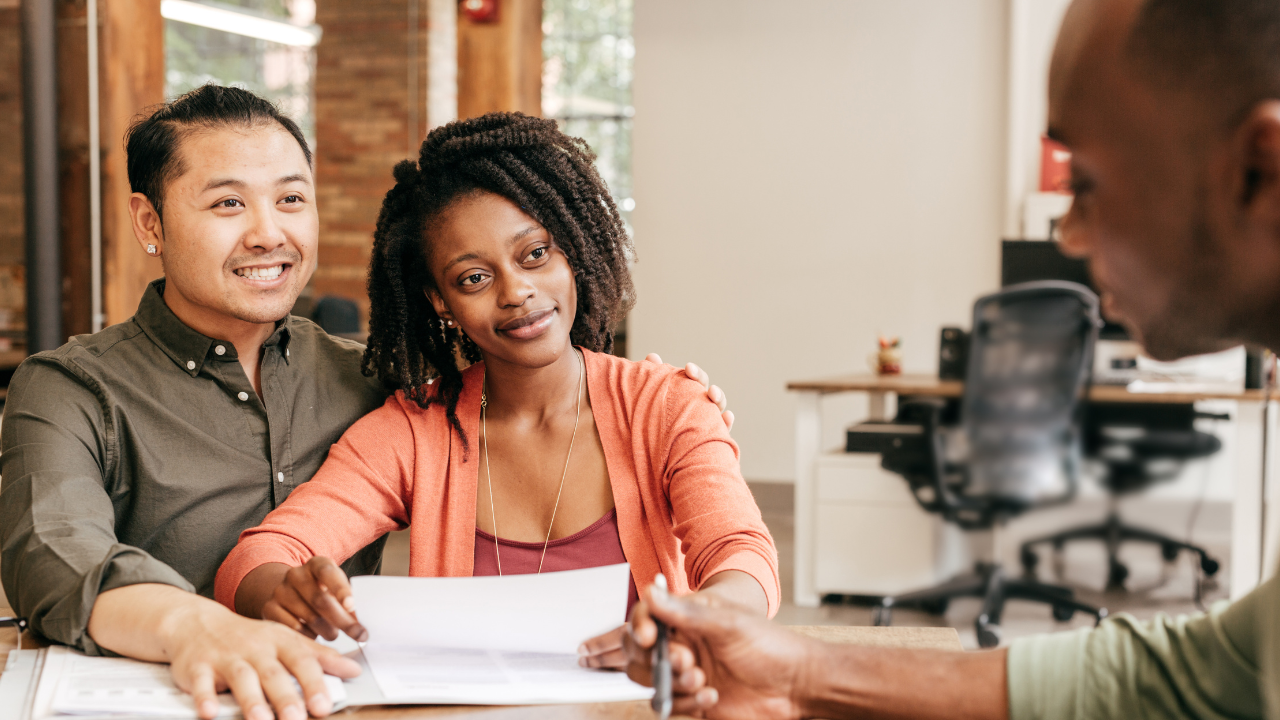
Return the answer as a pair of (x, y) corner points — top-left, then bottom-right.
(960, 281), (1101, 507)
(311, 295), (362, 336)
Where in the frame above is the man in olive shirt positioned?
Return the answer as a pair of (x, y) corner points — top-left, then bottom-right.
(1, 86), (730, 720)
(622, 0), (1280, 718)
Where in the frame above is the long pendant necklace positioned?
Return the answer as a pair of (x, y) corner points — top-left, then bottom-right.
(480, 348), (584, 575)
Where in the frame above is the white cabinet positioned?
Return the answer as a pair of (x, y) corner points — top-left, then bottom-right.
(810, 453), (958, 597)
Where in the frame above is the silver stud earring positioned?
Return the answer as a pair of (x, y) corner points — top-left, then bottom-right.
(446, 320), (455, 328)
(146, 244), (157, 255)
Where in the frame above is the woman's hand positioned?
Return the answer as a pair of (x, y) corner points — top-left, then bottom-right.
(258, 557), (369, 642)
(577, 624), (628, 669)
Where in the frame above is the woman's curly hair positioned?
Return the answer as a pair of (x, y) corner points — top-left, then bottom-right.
(362, 112), (635, 444)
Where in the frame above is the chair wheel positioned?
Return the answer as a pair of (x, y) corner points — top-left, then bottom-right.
(1161, 543), (1180, 562)
(1052, 604), (1075, 622)
(920, 598), (949, 615)
(1107, 561), (1129, 590)
(975, 617), (1002, 648)
(1020, 547), (1039, 574)
(873, 605), (892, 627)
(1201, 556), (1220, 576)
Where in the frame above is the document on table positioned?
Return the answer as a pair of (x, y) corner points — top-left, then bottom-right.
(31, 645), (346, 718)
(349, 562), (653, 705)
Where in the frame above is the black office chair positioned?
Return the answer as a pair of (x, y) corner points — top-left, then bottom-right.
(850, 281), (1107, 648)
(1019, 403), (1223, 591)
(311, 295), (365, 341)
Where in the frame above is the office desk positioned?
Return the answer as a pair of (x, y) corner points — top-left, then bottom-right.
(0, 607), (961, 719)
(787, 373), (1279, 606)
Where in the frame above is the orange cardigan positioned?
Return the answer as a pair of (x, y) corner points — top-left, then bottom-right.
(215, 350), (780, 616)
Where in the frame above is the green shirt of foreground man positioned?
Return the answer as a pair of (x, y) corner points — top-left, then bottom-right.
(623, 1), (1280, 718)
(0, 84), (731, 720)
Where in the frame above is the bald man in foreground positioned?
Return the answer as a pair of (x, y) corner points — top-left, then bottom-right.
(622, 1), (1280, 718)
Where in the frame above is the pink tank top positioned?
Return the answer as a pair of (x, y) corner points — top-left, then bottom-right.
(473, 508), (640, 619)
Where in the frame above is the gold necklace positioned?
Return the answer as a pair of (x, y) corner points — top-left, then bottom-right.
(480, 348), (584, 575)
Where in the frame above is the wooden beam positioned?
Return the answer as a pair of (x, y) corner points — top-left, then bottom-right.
(457, 0), (542, 120)
(98, 0), (163, 326)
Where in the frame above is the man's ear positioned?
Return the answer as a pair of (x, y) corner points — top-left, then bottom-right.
(129, 193), (164, 256)
(1235, 101), (1280, 212)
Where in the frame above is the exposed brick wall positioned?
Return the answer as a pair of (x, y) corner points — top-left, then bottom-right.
(312, 0), (426, 323)
(0, 2), (25, 316)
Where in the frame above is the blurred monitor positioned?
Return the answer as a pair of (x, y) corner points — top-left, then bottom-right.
(1001, 240), (1129, 340)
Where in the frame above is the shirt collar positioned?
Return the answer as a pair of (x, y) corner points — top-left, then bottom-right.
(134, 278), (293, 376)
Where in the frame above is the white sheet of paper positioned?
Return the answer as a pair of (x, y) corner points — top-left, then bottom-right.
(41, 646), (346, 718)
(350, 563), (632, 654)
(350, 563), (651, 705)
(358, 645), (653, 705)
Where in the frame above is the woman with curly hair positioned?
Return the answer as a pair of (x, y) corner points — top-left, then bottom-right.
(215, 112), (778, 669)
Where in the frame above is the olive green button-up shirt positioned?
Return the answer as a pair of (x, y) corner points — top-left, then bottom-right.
(0, 279), (390, 654)
(1008, 572), (1280, 719)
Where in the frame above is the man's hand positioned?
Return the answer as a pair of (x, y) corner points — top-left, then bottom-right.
(623, 583), (813, 719)
(623, 584), (1011, 720)
(644, 353), (734, 430)
(253, 558), (368, 643)
(579, 570), (768, 672)
(89, 584), (359, 720)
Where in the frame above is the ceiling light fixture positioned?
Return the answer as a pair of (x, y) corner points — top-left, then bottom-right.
(160, 0), (322, 47)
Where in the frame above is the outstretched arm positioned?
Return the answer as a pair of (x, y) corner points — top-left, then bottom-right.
(624, 584), (1008, 720)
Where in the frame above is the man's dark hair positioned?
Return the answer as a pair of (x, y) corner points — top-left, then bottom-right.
(1127, 0), (1280, 127)
(124, 84), (312, 217)
(363, 112), (635, 444)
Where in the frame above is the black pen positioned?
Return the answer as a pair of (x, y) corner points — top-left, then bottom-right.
(650, 575), (672, 720)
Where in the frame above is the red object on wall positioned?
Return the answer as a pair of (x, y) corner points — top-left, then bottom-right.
(1039, 136), (1073, 194)
(460, 0), (499, 23)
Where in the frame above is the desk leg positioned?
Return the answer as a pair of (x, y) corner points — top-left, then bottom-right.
(1232, 400), (1267, 599)
(794, 391), (822, 608)
(1263, 400), (1280, 582)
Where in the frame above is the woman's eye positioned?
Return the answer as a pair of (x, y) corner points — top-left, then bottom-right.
(461, 273), (486, 286)
(281, 194), (303, 204)
(217, 198), (244, 209)
(527, 246), (548, 262)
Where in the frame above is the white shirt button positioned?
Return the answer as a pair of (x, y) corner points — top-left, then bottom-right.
(277, 472), (284, 483)
(186, 360), (195, 370)
(238, 391), (249, 401)
(215, 345), (226, 356)
(286, 348), (290, 357)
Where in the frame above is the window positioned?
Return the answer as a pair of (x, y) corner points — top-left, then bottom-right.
(542, 0), (634, 224)
(543, 0), (634, 355)
(164, 0), (319, 144)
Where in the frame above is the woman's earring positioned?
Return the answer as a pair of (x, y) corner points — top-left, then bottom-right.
(446, 320), (455, 328)
(146, 244), (157, 256)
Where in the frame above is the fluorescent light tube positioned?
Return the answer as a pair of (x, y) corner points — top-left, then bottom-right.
(161, 0), (321, 47)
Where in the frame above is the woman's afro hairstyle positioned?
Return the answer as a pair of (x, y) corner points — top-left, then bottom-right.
(362, 112), (635, 443)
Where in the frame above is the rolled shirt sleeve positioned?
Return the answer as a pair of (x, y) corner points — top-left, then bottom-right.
(1008, 573), (1273, 720)
(0, 359), (193, 655)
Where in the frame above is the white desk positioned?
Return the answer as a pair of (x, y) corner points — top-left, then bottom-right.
(788, 373), (1279, 607)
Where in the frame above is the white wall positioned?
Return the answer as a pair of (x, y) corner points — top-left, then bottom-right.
(631, 0), (1009, 481)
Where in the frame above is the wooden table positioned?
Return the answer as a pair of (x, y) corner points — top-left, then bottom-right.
(0, 609), (960, 719)
(787, 372), (1280, 606)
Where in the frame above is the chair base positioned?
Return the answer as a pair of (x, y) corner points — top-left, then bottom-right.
(1019, 512), (1221, 592)
(872, 562), (1106, 649)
